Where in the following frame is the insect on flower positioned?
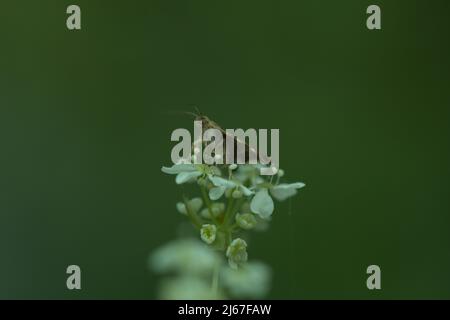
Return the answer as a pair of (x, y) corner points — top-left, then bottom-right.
(172, 108), (279, 176)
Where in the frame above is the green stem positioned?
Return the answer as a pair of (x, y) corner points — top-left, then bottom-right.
(227, 198), (245, 227)
(201, 186), (219, 225)
(223, 195), (235, 226)
(224, 230), (232, 248)
(211, 260), (220, 296)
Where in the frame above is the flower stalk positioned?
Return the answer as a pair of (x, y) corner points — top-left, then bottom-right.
(159, 154), (305, 298)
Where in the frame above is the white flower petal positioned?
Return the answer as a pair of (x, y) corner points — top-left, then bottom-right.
(250, 189), (274, 219)
(209, 186), (226, 200)
(175, 171), (202, 184)
(161, 164), (196, 174)
(208, 176), (236, 188)
(150, 239), (219, 275)
(239, 185), (254, 196)
(289, 182), (306, 189)
(221, 262), (271, 298)
(270, 182), (305, 201)
(270, 186), (296, 201)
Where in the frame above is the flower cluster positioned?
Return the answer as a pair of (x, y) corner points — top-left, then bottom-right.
(162, 164), (305, 269)
(153, 161), (305, 298)
(150, 239), (271, 299)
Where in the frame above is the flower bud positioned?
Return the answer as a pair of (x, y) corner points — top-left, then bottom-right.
(229, 164), (238, 171)
(200, 224), (217, 245)
(200, 202), (225, 219)
(226, 238), (248, 269)
(235, 213), (257, 230)
(178, 197), (203, 215)
(188, 197), (203, 212)
(176, 202), (187, 215)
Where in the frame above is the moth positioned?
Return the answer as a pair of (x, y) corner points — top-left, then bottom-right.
(186, 110), (266, 166)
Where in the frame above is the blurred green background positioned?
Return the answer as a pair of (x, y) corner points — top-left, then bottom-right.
(1, 0), (449, 299)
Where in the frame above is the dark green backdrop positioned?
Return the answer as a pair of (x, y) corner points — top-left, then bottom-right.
(1, 0), (449, 299)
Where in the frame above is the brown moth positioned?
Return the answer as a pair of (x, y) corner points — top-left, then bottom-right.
(187, 110), (262, 165)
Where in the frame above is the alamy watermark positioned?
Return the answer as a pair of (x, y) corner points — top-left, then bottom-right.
(169, 120), (279, 175)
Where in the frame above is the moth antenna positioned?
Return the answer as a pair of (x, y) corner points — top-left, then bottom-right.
(163, 110), (190, 117)
(194, 106), (202, 116)
(184, 111), (198, 119)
